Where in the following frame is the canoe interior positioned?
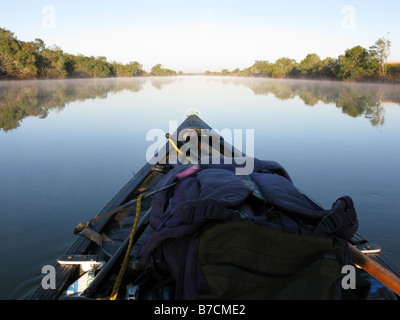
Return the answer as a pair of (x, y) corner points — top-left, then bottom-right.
(30, 115), (399, 300)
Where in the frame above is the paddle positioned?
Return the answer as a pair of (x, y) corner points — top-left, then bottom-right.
(350, 244), (400, 296)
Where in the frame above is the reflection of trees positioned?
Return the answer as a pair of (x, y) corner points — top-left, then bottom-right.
(1, 77), (398, 132)
(0, 78), (147, 132)
(235, 79), (400, 127)
(150, 77), (177, 90)
(365, 90), (385, 127)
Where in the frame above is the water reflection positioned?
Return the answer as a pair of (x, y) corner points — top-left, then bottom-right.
(0, 78), (147, 132)
(150, 77), (177, 90)
(1, 77), (399, 132)
(231, 78), (400, 127)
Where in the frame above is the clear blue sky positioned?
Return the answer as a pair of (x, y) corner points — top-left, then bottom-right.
(1, 0), (399, 73)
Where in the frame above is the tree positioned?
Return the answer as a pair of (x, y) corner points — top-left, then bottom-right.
(1, 28), (146, 79)
(221, 68), (230, 75)
(270, 57), (297, 78)
(33, 38), (45, 52)
(68, 55), (113, 78)
(112, 61), (145, 77)
(370, 36), (391, 77)
(0, 28), (20, 76)
(151, 64), (163, 76)
(333, 45), (378, 80)
(35, 44), (69, 78)
(247, 61), (271, 77)
(316, 57), (336, 79)
(151, 64), (177, 76)
(298, 54), (321, 77)
(0, 28), (38, 78)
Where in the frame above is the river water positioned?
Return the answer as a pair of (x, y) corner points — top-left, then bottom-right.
(0, 76), (399, 299)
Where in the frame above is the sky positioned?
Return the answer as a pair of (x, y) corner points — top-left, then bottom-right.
(1, 0), (399, 73)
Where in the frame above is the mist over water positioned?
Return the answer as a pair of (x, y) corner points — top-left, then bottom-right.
(1, 76), (400, 299)
(2, 76), (398, 132)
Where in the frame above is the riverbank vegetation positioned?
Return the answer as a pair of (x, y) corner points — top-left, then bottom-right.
(0, 28), (180, 79)
(206, 37), (398, 82)
(1, 28), (398, 82)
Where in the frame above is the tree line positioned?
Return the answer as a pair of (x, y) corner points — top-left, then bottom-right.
(205, 37), (399, 82)
(0, 28), (179, 79)
(1, 28), (398, 82)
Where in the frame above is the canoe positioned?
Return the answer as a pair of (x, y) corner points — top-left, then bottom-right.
(30, 114), (400, 300)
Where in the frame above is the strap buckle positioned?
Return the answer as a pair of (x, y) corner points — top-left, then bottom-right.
(321, 210), (344, 234)
(200, 205), (226, 220)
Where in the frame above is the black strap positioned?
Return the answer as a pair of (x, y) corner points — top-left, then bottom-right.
(175, 239), (189, 300)
(161, 202), (237, 229)
(313, 196), (358, 239)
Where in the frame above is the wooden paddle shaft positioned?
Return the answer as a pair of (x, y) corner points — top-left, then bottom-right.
(350, 245), (400, 296)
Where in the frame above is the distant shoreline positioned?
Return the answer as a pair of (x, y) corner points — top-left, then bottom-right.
(1, 74), (399, 85)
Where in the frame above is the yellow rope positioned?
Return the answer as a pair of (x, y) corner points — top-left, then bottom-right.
(167, 136), (192, 163)
(109, 193), (147, 300)
(109, 134), (191, 300)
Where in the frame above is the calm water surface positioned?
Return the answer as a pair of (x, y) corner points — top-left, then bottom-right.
(1, 76), (400, 299)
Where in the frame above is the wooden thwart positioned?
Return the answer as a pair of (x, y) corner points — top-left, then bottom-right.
(350, 245), (400, 296)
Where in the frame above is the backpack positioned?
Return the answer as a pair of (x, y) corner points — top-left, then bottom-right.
(137, 157), (370, 300)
